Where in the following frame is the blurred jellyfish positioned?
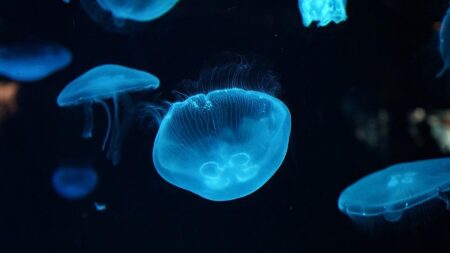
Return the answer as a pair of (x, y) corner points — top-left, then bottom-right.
(52, 166), (98, 200)
(0, 81), (19, 124)
(57, 64), (160, 165)
(80, 0), (178, 32)
(438, 7), (450, 77)
(428, 110), (450, 153)
(0, 41), (72, 82)
(151, 61), (291, 201)
(338, 158), (450, 224)
(94, 202), (107, 211)
(298, 0), (347, 27)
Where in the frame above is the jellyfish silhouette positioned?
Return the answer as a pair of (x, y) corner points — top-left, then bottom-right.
(80, 0), (178, 33)
(338, 158), (450, 223)
(298, 0), (347, 27)
(52, 166), (98, 200)
(57, 64), (160, 165)
(437, 6), (450, 77)
(0, 41), (72, 82)
(152, 83), (291, 201)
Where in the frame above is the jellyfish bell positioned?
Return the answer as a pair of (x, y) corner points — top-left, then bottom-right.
(438, 6), (450, 77)
(57, 64), (160, 165)
(96, 0), (178, 22)
(151, 60), (291, 201)
(80, 0), (178, 33)
(52, 166), (98, 200)
(338, 158), (450, 226)
(298, 0), (347, 27)
(0, 41), (72, 82)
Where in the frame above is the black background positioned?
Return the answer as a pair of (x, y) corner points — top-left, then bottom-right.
(1, 0), (450, 252)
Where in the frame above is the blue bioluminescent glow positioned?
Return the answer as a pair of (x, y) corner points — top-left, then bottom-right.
(57, 64), (160, 165)
(298, 0), (347, 27)
(97, 0), (178, 22)
(0, 41), (72, 82)
(52, 166), (98, 200)
(338, 158), (450, 222)
(153, 88), (291, 201)
(94, 202), (107, 211)
(438, 7), (450, 77)
(80, 0), (178, 33)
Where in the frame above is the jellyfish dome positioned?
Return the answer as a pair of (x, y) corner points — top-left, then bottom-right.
(96, 0), (178, 22)
(298, 0), (347, 27)
(57, 64), (160, 165)
(153, 88), (291, 201)
(0, 41), (72, 82)
(438, 6), (450, 77)
(52, 166), (98, 200)
(338, 158), (450, 222)
(80, 0), (178, 33)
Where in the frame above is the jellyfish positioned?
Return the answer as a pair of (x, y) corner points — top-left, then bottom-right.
(57, 64), (160, 165)
(338, 158), (450, 223)
(438, 6), (450, 77)
(152, 87), (291, 201)
(52, 166), (98, 200)
(298, 0), (347, 27)
(80, 0), (178, 32)
(0, 41), (72, 82)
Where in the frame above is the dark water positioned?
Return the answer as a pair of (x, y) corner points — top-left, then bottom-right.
(0, 0), (449, 252)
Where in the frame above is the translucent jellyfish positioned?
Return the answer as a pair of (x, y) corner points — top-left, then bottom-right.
(80, 0), (178, 32)
(152, 88), (291, 201)
(338, 158), (450, 223)
(52, 166), (98, 200)
(0, 41), (72, 82)
(438, 6), (450, 77)
(298, 0), (347, 27)
(57, 64), (160, 165)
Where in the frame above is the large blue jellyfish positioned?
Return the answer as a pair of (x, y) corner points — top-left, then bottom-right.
(338, 158), (450, 223)
(0, 41), (72, 82)
(80, 0), (178, 32)
(438, 6), (450, 77)
(52, 166), (98, 200)
(152, 88), (291, 201)
(298, 0), (347, 27)
(57, 64), (160, 165)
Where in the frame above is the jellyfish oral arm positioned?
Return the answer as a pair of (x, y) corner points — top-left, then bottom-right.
(82, 103), (94, 138)
(98, 100), (112, 151)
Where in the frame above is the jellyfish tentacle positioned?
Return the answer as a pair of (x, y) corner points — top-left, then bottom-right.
(98, 100), (112, 151)
(105, 94), (121, 165)
(82, 103), (94, 139)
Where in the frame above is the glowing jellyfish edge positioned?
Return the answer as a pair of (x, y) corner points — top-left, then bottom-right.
(338, 158), (450, 222)
(152, 88), (291, 201)
(298, 0), (347, 27)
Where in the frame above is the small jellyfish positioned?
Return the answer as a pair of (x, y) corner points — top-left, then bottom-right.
(338, 158), (450, 223)
(152, 88), (291, 201)
(80, 0), (178, 32)
(94, 202), (107, 211)
(0, 41), (72, 82)
(57, 64), (160, 165)
(438, 6), (450, 77)
(52, 166), (98, 200)
(298, 0), (347, 27)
